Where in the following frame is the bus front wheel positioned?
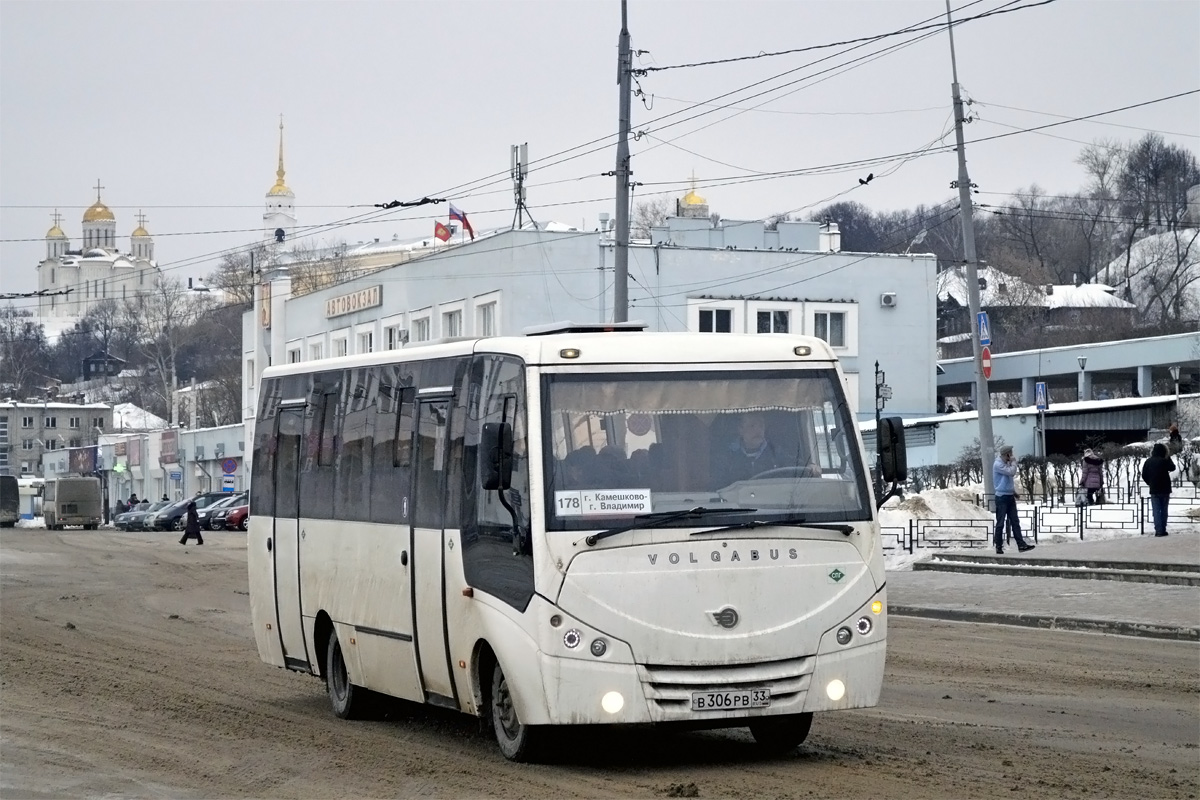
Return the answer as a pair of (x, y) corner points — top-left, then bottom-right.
(749, 712), (813, 755)
(325, 630), (366, 720)
(490, 661), (545, 762)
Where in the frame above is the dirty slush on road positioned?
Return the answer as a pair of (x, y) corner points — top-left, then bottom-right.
(2, 529), (1197, 799)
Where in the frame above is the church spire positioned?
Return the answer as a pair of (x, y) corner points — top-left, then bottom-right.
(268, 115), (292, 196)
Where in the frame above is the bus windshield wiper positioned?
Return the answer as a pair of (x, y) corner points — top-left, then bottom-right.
(690, 517), (854, 536)
(581, 506), (758, 547)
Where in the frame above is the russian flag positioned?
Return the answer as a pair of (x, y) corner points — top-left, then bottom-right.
(448, 203), (475, 240)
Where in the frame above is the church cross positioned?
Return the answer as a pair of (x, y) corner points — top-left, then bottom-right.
(136, 211), (148, 229)
(51, 209), (62, 227)
(93, 179), (105, 201)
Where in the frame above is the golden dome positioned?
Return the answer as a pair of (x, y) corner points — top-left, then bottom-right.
(267, 179), (293, 197)
(131, 225), (150, 237)
(83, 200), (116, 222)
(46, 224), (67, 238)
(681, 188), (707, 206)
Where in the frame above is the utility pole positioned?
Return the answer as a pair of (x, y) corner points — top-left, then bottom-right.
(946, 0), (996, 499)
(612, 0), (633, 322)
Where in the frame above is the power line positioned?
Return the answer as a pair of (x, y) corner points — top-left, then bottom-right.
(634, 0), (1051, 72)
(973, 98), (1200, 139)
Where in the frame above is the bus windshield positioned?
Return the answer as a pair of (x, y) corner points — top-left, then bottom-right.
(542, 368), (870, 530)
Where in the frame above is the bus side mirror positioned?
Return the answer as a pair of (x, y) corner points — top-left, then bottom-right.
(481, 422), (514, 491)
(878, 416), (908, 483)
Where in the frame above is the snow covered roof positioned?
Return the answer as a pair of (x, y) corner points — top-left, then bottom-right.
(112, 402), (169, 431)
(937, 266), (1134, 310)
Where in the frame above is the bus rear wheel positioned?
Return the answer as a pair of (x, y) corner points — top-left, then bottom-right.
(325, 630), (367, 720)
(749, 712), (813, 755)
(490, 661), (545, 762)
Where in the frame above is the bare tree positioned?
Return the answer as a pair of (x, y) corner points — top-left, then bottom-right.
(287, 241), (361, 297)
(121, 278), (214, 425)
(631, 197), (674, 238)
(207, 245), (268, 306)
(0, 305), (50, 397)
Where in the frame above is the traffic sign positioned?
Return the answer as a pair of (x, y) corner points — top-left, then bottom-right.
(221, 458), (238, 475)
(977, 312), (991, 347)
(221, 475), (236, 492)
(981, 346), (993, 380)
(169, 470), (182, 481)
(1035, 381), (1049, 411)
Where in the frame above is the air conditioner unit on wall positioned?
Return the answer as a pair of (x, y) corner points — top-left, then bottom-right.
(880, 292), (897, 308)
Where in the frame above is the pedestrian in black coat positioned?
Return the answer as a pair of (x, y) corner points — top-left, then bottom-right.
(1141, 443), (1176, 537)
(179, 501), (204, 545)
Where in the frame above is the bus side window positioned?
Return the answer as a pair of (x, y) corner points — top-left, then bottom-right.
(370, 379), (413, 524)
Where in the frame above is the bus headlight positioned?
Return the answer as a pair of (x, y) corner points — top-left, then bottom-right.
(826, 679), (846, 701)
(856, 616), (873, 635)
(836, 626), (852, 645)
(563, 629), (581, 649)
(601, 691), (624, 713)
(590, 638), (607, 657)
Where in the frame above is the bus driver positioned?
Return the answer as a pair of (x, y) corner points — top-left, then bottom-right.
(716, 412), (821, 485)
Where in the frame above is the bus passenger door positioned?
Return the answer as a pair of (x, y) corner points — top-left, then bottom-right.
(411, 399), (455, 702)
(273, 405), (310, 671)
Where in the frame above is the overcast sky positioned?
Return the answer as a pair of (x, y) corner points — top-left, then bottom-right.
(2, 0), (1197, 303)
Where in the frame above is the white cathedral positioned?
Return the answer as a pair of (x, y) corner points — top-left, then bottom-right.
(35, 123), (299, 333)
(35, 181), (164, 330)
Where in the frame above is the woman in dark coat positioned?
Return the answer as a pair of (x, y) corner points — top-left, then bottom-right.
(1141, 443), (1176, 537)
(1079, 449), (1105, 505)
(179, 501), (204, 545)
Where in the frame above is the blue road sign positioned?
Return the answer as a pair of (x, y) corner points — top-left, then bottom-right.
(221, 458), (238, 475)
(169, 470), (182, 481)
(1035, 381), (1049, 411)
(977, 311), (991, 347)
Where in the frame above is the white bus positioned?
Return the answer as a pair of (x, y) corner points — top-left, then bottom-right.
(247, 324), (906, 761)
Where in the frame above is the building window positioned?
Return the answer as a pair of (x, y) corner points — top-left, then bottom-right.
(309, 343), (323, 361)
(814, 311), (846, 348)
(334, 338), (348, 357)
(699, 308), (733, 333)
(385, 325), (407, 350)
(44, 417), (57, 429)
(756, 310), (790, 333)
(22, 416), (33, 428)
(69, 438), (81, 448)
(70, 416), (80, 429)
(93, 418), (104, 429)
(443, 310), (462, 338)
(22, 439), (34, 451)
(413, 316), (431, 342)
(0, 416), (7, 446)
(358, 331), (373, 354)
(477, 302), (496, 336)
(51, 269), (55, 284)
(246, 359), (256, 390)
(46, 440), (58, 451)
(288, 348), (301, 363)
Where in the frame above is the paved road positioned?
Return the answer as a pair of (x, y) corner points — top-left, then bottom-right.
(889, 531), (1200, 639)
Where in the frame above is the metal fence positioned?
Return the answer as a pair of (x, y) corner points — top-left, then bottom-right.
(881, 487), (1200, 555)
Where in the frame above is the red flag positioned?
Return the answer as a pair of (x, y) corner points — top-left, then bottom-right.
(433, 221), (451, 242)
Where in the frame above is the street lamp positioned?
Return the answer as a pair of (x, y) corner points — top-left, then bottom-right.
(1169, 365), (1181, 402)
(1077, 356), (1087, 402)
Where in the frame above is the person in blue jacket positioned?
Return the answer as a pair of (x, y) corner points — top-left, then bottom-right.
(993, 445), (1035, 555)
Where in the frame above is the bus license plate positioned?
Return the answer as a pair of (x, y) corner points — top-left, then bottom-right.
(690, 689), (770, 711)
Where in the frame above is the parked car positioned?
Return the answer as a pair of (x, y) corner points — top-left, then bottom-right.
(197, 492), (246, 530)
(219, 502), (249, 532)
(147, 493), (230, 531)
(125, 500), (172, 531)
(114, 501), (151, 530)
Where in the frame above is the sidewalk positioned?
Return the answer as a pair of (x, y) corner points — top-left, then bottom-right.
(887, 532), (1200, 641)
